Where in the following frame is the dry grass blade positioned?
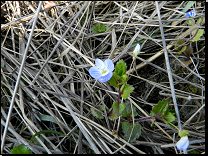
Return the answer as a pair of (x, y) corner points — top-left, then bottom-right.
(1, 1), (205, 154)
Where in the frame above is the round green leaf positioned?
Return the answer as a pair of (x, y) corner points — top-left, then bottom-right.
(11, 145), (32, 154)
(122, 122), (141, 143)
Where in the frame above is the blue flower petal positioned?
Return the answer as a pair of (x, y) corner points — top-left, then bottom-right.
(98, 71), (113, 82)
(89, 66), (101, 79)
(182, 139), (189, 151)
(176, 136), (189, 151)
(135, 44), (141, 53)
(104, 59), (114, 72)
(95, 58), (105, 69)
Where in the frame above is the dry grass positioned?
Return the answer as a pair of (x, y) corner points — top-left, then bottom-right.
(1, 1), (205, 154)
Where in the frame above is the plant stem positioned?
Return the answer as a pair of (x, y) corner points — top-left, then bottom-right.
(113, 81), (122, 131)
(129, 116), (155, 123)
(130, 115), (180, 131)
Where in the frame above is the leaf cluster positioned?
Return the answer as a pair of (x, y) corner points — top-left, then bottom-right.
(150, 99), (175, 125)
(11, 145), (32, 154)
(175, 17), (204, 55)
(108, 60), (134, 99)
(92, 23), (110, 34)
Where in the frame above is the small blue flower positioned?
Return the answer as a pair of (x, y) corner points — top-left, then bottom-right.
(176, 136), (189, 151)
(186, 10), (196, 18)
(89, 58), (114, 82)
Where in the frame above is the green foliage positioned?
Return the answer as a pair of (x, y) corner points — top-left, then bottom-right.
(186, 17), (204, 42)
(38, 114), (79, 134)
(92, 26), (99, 34)
(187, 19), (195, 26)
(118, 74), (128, 85)
(190, 29), (204, 42)
(178, 130), (189, 138)
(108, 74), (119, 88)
(188, 151), (200, 154)
(108, 102), (126, 120)
(11, 145), (32, 154)
(29, 130), (65, 145)
(122, 100), (138, 118)
(98, 23), (105, 32)
(114, 60), (127, 77)
(161, 110), (175, 123)
(38, 114), (59, 124)
(150, 99), (176, 127)
(175, 39), (187, 54)
(122, 122), (141, 143)
(92, 23), (110, 34)
(121, 84), (134, 99)
(187, 17), (202, 27)
(150, 99), (169, 116)
(196, 17), (202, 25)
(91, 107), (104, 119)
(99, 105), (104, 111)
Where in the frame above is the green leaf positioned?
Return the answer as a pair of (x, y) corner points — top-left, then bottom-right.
(122, 84), (134, 99)
(98, 23), (105, 32)
(109, 102), (126, 120)
(11, 145), (32, 154)
(99, 105), (104, 111)
(38, 114), (79, 134)
(150, 99), (169, 116)
(196, 17), (202, 26)
(175, 39), (185, 51)
(105, 27), (111, 32)
(29, 130), (65, 145)
(188, 151), (200, 154)
(118, 74), (128, 85)
(122, 122), (141, 143)
(91, 107), (104, 119)
(178, 45), (187, 54)
(118, 103), (126, 116)
(187, 19), (195, 26)
(162, 110), (175, 123)
(122, 100), (138, 118)
(92, 26), (99, 34)
(114, 60), (127, 77)
(190, 29), (204, 42)
(108, 74), (119, 88)
(108, 102), (118, 120)
(178, 130), (189, 138)
(38, 114), (58, 124)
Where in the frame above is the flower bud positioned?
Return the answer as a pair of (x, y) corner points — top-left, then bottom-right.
(133, 44), (141, 56)
(176, 136), (189, 151)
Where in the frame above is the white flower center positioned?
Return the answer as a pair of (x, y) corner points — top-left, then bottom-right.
(98, 67), (108, 76)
